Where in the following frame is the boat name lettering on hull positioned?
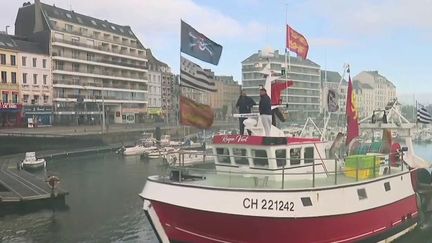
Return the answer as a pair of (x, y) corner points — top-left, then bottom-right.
(222, 135), (249, 143)
(243, 198), (294, 211)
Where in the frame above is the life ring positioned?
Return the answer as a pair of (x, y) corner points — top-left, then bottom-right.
(47, 176), (60, 188)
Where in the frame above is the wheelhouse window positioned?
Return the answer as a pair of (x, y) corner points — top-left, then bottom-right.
(232, 148), (248, 165)
(304, 147), (314, 164)
(276, 149), (287, 167)
(216, 148), (230, 164)
(290, 148), (301, 165)
(252, 149), (268, 167)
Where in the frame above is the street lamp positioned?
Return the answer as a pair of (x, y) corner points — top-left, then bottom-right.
(101, 86), (105, 133)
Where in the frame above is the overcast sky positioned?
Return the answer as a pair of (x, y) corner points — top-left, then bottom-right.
(2, 0), (432, 103)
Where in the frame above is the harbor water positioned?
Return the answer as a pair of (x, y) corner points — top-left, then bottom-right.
(1, 145), (432, 242)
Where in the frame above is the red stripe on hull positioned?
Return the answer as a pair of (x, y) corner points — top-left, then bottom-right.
(150, 195), (418, 243)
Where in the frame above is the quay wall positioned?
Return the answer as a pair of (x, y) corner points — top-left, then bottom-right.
(0, 123), (235, 156)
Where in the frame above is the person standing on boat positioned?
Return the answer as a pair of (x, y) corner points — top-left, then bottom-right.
(259, 88), (272, 136)
(236, 90), (256, 135)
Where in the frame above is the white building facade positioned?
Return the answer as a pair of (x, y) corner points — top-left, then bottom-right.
(15, 0), (148, 125)
(353, 71), (397, 118)
(18, 50), (52, 126)
(242, 48), (322, 121)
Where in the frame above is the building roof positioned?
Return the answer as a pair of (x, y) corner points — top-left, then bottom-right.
(39, 1), (142, 44)
(321, 70), (347, 84)
(146, 49), (168, 67)
(363, 70), (396, 88)
(353, 80), (373, 89)
(0, 34), (46, 55)
(241, 49), (320, 68)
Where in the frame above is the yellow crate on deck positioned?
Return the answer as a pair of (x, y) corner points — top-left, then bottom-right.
(344, 155), (380, 179)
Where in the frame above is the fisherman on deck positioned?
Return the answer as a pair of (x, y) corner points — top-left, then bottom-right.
(259, 88), (272, 136)
(236, 90), (256, 135)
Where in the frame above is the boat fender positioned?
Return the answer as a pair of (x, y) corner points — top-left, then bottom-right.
(416, 168), (432, 185)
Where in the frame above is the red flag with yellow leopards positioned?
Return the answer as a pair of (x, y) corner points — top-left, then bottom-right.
(286, 25), (309, 59)
(180, 95), (214, 129)
(346, 75), (359, 145)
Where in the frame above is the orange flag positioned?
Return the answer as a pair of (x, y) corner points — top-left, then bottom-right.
(180, 95), (214, 129)
(346, 75), (359, 145)
(286, 25), (309, 59)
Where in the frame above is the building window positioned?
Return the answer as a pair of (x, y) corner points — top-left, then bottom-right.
(22, 56), (27, 66)
(33, 74), (37, 84)
(72, 50), (80, 58)
(2, 93), (8, 103)
(65, 23), (73, 31)
(12, 93), (18, 103)
(87, 53), (94, 61)
(23, 94), (29, 103)
(56, 61), (64, 70)
(72, 63), (80, 72)
(71, 37), (80, 44)
(10, 55), (16, 66)
(43, 75), (47, 85)
(43, 59), (47, 68)
(33, 58), (37, 67)
(43, 95), (49, 103)
(0, 54), (5, 64)
(33, 95), (39, 104)
(23, 73), (27, 84)
(11, 72), (16, 84)
(1, 71), (7, 83)
(80, 27), (87, 34)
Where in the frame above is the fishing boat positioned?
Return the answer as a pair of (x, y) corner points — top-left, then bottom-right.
(139, 64), (432, 242)
(20, 152), (46, 170)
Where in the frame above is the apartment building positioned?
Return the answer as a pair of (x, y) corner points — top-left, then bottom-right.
(242, 48), (322, 121)
(212, 75), (241, 119)
(15, 0), (148, 125)
(0, 36), (21, 127)
(353, 71), (397, 118)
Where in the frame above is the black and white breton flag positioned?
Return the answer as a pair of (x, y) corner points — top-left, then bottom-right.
(180, 56), (217, 92)
(417, 103), (432, 124)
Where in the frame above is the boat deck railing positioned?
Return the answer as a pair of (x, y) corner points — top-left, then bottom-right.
(156, 153), (408, 190)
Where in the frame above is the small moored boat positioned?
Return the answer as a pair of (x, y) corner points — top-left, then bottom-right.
(20, 152), (46, 170)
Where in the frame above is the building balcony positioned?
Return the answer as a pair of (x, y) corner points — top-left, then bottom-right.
(52, 54), (147, 71)
(51, 38), (147, 62)
(52, 26), (140, 50)
(53, 97), (147, 104)
(52, 80), (147, 93)
(52, 67), (147, 84)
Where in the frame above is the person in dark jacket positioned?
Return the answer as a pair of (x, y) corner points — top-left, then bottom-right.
(259, 88), (272, 136)
(236, 90), (256, 135)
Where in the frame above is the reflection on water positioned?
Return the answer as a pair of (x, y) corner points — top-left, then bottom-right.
(0, 144), (432, 242)
(0, 152), (158, 242)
